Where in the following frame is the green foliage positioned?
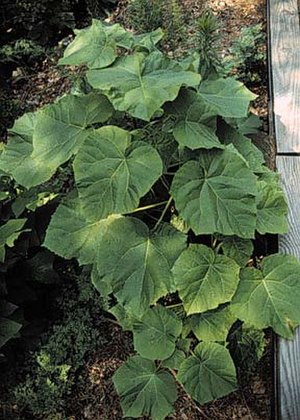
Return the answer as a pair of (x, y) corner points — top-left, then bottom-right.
(224, 24), (266, 85)
(195, 10), (222, 79)
(14, 271), (105, 418)
(125, 0), (186, 55)
(0, 39), (45, 67)
(231, 254), (300, 338)
(177, 342), (237, 404)
(228, 324), (267, 371)
(113, 355), (178, 420)
(0, 20), (298, 419)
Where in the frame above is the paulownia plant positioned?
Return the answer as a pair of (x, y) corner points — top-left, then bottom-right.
(0, 19), (299, 419)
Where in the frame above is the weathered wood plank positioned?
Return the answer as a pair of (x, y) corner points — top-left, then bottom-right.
(269, 0), (300, 153)
(277, 156), (300, 419)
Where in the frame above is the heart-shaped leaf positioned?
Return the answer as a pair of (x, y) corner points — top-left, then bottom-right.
(73, 125), (163, 221)
(113, 356), (177, 420)
(133, 305), (182, 360)
(92, 218), (187, 315)
(59, 19), (133, 68)
(231, 254), (300, 338)
(177, 342), (237, 404)
(87, 52), (200, 121)
(172, 244), (240, 315)
(0, 93), (113, 188)
(171, 147), (258, 238)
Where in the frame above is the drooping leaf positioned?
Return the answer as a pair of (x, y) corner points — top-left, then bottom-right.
(177, 342), (237, 404)
(217, 121), (265, 173)
(0, 93), (113, 188)
(87, 52), (201, 121)
(256, 171), (288, 234)
(133, 305), (182, 360)
(165, 89), (223, 150)
(44, 194), (120, 265)
(190, 305), (236, 342)
(199, 78), (257, 118)
(171, 147), (258, 238)
(0, 219), (27, 262)
(172, 244), (240, 315)
(221, 236), (254, 267)
(73, 125), (163, 220)
(113, 355), (177, 420)
(59, 19), (133, 69)
(133, 28), (164, 52)
(231, 254), (300, 338)
(0, 317), (22, 348)
(92, 218), (187, 315)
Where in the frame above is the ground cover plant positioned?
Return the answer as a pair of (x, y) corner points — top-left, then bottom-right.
(0, 19), (299, 420)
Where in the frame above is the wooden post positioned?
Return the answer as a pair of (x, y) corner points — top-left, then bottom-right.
(268, 0), (300, 418)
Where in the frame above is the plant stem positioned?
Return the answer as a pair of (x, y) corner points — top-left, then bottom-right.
(214, 242), (223, 254)
(128, 201), (168, 214)
(153, 197), (173, 230)
(166, 302), (183, 309)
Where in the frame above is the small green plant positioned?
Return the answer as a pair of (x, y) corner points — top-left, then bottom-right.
(194, 10), (222, 79)
(126, 0), (165, 32)
(0, 39), (45, 67)
(0, 19), (298, 420)
(224, 23), (266, 85)
(126, 0), (186, 55)
(14, 270), (104, 418)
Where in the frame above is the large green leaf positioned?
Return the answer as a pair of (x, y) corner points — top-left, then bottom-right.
(59, 19), (133, 69)
(44, 195), (120, 265)
(113, 356), (177, 420)
(171, 147), (258, 237)
(0, 219), (27, 262)
(231, 254), (300, 338)
(133, 305), (182, 360)
(0, 93), (113, 188)
(172, 244), (240, 315)
(73, 126), (163, 220)
(221, 236), (254, 267)
(190, 306), (236, 342)
(92, 218), (187, 315)
(256, 171), (288, 234)
(199, 78), (257, 118)
(87, 52), (201, 121)
(165, 89), (223, 150)
(177, 342), (237, 404)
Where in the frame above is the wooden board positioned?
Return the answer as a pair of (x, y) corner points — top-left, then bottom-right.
(277, 156), (300, 419)
(269, 0), (300, 153)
